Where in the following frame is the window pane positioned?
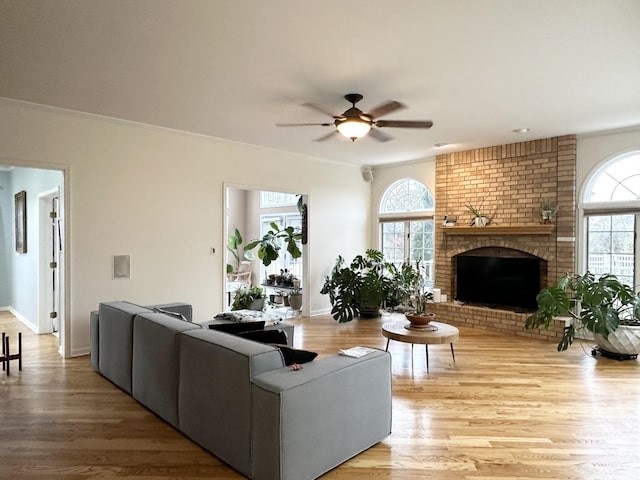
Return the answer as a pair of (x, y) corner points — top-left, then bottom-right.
(588, 232), (611, 254)
(588, 215), (611, 231)
(612, 232), (634, 254)
(381, 222), (405, 266)
(260, 191), (298, 208)
(410, 220), (434, 284)
(586, 214), (635, 288)
(612, 215), (634, 230)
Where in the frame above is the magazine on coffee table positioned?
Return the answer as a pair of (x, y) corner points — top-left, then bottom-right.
(339, 346), (377, 358)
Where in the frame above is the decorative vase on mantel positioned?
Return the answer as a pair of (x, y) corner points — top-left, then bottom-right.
(471, 216), (488, 227)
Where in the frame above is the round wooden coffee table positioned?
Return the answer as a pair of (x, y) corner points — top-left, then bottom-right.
(382, 319), (459, 372)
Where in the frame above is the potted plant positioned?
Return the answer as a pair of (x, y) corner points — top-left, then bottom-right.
(288, 286), (302, 311)
(525, 272), (640, 358)
(465, 199), (494, 227)
(245, 222), (302, 267)
(231, 285), (265, 311)
(320, 249), (396, 323)
(396, 260), (435, 328)
(540, 200), (557, 224)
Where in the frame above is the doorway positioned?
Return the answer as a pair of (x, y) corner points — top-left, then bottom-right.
(224, 185), (308, 316)
(1, 163), (67, 357)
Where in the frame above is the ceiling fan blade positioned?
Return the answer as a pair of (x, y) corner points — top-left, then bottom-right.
(375, 120), (433, 129)
(302, 102), (340, 118)
(276, 122), (333, 127)
(368, 128), (393, 142)
(313, 130), (339, 142)
(365, 100), (405, 119)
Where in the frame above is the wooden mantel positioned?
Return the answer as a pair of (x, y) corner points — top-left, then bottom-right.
(441, 224), (555, 235)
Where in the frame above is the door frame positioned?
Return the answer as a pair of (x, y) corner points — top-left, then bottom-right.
(2, 157), (69, 357)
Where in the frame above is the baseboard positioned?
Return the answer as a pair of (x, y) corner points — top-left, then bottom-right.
(6, 307), (39, 334)
(71, 347), (90, 357)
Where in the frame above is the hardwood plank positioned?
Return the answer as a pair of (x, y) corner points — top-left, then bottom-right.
(1, 311), (639, 479)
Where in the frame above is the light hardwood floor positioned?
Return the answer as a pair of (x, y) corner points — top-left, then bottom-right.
(1, 310), (639, 479)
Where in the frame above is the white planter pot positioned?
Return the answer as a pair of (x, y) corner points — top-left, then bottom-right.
(472, 216), (488, 227)
(593, 324), (640, 356)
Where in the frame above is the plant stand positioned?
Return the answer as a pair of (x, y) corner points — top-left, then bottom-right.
(591, 347), (638, 361)
(1, 332), (23, 376)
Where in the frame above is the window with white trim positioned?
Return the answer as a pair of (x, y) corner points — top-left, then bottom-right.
(583, 151), (640, 289)
(379, 179), (435, 282)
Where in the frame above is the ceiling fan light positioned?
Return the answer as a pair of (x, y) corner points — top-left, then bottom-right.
(337, 120), (371, 141)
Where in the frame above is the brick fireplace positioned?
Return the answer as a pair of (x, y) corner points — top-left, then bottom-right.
(429, 135), (577, 340)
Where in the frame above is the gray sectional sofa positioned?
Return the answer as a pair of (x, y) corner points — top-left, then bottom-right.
(90, 301), (392, 480)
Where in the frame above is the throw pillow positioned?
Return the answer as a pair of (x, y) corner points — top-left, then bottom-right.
(237, 329), (288, 345)
(271, 344), (318, 366)
(208, 321), (265, 334)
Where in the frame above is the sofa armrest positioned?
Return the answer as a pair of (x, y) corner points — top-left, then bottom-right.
(250, 350), (392, 480)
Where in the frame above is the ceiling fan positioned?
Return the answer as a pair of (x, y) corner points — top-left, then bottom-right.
(276, 93), (434, 142)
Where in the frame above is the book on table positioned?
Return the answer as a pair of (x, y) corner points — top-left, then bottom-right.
(339, 346), (377, 358)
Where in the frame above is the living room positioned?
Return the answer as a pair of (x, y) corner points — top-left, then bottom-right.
(1, 1), (640, 478)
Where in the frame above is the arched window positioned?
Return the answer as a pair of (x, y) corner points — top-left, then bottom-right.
(584, 151), (640, 203)
(582, 151), (640, 288)
(379, 179), (435, 282)
(380, 178), (434, 213)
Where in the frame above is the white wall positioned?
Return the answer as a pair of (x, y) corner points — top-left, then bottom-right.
(0, 99), (370, 356)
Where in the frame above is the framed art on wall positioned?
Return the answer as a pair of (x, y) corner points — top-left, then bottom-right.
(15, 190), (27, 253)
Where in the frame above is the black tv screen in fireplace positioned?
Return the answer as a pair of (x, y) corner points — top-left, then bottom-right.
(455, 255), (540, 311)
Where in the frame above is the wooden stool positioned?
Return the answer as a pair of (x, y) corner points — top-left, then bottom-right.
(1, 332), (22, 376)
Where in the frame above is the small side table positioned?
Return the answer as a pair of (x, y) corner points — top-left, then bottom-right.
(382, 320), (458, 373)
(1, 332), (23, 376)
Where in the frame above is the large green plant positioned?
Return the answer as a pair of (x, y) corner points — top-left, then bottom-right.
(320, 249), (397, 323)
(244, 222), (302, 267)
(525, 272), (640, 351)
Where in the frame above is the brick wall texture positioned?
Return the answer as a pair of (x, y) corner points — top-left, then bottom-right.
(433, 135), (576, 341)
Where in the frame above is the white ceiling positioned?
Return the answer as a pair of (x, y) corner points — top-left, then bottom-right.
(1, 0), (639, 167)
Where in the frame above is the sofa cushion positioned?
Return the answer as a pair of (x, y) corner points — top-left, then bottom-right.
(98, 301), (152, 394)
(132, 313), (201, 428)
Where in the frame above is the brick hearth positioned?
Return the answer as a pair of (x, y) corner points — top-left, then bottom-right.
(431, 135), (576, 341)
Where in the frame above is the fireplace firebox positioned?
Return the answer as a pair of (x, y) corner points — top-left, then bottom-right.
(454, 247), (545, 312)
